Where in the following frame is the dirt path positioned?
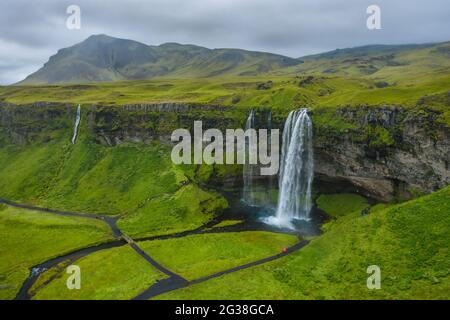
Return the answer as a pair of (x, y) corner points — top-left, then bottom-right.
(15, 240), (126, 300)
(1, 199), (309, 300)
(1, 198), (187, 299)
(133, 239), (309, 300)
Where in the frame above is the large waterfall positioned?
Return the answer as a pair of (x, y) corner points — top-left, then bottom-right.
(243, 110), (256, 205)
(71, 104), (81, 144)
(267, 108), (314, 228)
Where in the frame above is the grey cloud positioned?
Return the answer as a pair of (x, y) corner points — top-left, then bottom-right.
(0, 0), (449, 84)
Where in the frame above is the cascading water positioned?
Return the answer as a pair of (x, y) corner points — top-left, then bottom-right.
(243, 110), (256, 205)
(266, 110), (275, 207)
(71, 104), (81, 144)
(265, 108), (314, 229)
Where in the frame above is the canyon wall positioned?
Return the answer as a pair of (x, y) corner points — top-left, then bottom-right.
(0, 102), (448, 201)
(312, 106), (449, 200)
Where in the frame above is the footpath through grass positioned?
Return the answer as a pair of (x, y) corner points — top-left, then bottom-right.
(32, 245), (167, 300)
(139, 231), (298, 280)
(0, 206), (113, 299)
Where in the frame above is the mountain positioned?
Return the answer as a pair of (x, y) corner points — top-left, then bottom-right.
(19, 34), (301, 84)
(18, 34), (450, 84)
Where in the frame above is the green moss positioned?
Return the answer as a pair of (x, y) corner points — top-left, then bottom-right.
(312, 110), (357, 137)
(316, 193), (369, 218)
(366, 126), (395, 147)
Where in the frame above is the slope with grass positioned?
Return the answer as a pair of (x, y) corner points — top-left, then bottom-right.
(157, 186), (450, 299)
(0, 110), (228, 242)
(0, 206), (114, 300)
(0, 110), (227, 215)
(117, 184), (228, 238)
(0, 131), (185, 215)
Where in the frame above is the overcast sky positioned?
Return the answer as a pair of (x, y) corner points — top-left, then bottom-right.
(1, 0), (449, 84)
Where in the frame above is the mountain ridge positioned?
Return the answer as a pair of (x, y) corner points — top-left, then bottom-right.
(18, 34), (450, 84)
(19, 34), (300, 84)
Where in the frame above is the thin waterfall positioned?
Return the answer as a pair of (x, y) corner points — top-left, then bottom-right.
(71, 104), (81, 144)
(266, 110), (275, 207)
(266, 108), (314, 228)
(243, 109), (256, 205)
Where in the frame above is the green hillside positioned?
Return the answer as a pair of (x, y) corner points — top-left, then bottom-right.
(0, 119), (226, 235)
(158, 186), (450, 300)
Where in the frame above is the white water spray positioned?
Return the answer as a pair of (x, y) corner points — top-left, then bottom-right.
(243, 109), (256, 205)
(71, 104), (81, 144)
(266, 110), (275, 207)
(266, 108), (314, 229)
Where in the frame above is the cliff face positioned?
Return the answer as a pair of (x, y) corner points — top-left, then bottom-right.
(312, 107), (449, 201)
(0, 102), (448, 201)
(0, 102), (74, 144)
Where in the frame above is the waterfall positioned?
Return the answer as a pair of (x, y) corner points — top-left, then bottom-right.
(266, 110), (275, 207)
(266, 108), (314, 228)
(71, 104), (81, 144)
(243, 110), (256, 205)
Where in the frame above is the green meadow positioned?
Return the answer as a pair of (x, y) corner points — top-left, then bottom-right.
(0, 206), (113, 300)
(33, 245), (167, 300)
(138, 232), (298, 280)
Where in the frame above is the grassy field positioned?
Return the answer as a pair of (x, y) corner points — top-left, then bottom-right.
(316, 193), (369, 218)
(32, 245), (166, 300)
(1, 73), (448, 112)
(157, 186), (450, 299)
(139, 231), (298, 280)
(0, 206), (114, 299)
